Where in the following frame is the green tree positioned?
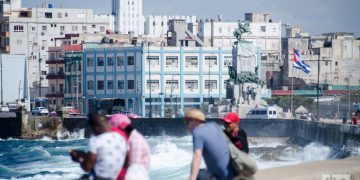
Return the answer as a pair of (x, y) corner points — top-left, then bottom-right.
(266, 96), (315, 111)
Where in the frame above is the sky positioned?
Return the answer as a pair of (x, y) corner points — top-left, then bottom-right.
(23, 0), (360, 37)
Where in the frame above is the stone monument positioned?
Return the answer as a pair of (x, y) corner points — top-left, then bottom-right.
(226, 20), (268, 117)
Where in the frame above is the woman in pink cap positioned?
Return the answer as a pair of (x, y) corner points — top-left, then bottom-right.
(109, 114), (151, 179)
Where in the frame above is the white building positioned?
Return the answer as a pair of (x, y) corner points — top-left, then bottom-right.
(144, 15), (196, 37)
(112, 0), (143, 35)
(0, 0), (112, 90)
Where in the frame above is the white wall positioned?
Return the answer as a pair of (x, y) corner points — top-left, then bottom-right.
(0, 54), (30, 109)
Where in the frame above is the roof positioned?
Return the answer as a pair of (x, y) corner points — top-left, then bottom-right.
(295, 106), (308, 114)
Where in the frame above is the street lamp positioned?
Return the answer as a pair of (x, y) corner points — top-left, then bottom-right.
(145, 41), (153, 118)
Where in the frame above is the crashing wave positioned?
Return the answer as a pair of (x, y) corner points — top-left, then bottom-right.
(56, 129), (85, 141)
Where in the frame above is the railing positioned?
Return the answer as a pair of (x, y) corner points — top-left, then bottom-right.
(46, 59), (65, 64)
(46, 73), (65, 79)
(45, 92), (64, 98)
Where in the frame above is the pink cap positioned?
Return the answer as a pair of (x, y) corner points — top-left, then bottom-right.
(109, 114), (131, 129)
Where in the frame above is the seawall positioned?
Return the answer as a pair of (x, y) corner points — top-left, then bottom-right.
(1, 114), (359, 148)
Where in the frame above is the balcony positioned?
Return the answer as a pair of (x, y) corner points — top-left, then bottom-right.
(1, 32), (9, 37)
(46, 59), (65, 64)
(46, 72), (65, 79)
(1, 46), (10, 53)
(46, 92), (64, 98)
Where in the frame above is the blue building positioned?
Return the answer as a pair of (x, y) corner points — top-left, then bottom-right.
(82, 44), (235, 117)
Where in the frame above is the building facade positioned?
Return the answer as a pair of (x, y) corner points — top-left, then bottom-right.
(0, 0), (111, 90)
(112, 0), (143, 35)
(144, 15), (196, 37)
(83, 45), (233, 117)
(282, 32), (360, 91)
(197, 13), (282, 86)
(46, 46), (65, 108)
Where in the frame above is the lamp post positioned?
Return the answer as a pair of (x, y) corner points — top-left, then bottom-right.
(146, 42), (153, 118)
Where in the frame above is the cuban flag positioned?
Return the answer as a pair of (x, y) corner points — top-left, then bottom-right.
(293, 49), (311, 74)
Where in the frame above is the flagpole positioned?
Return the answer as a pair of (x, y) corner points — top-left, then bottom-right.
(317, 52), (320, 121)
(291, 68), (294, 117)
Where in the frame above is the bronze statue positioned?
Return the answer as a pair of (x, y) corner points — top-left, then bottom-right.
(228, 66), (265, 87)
(233, 21), (252, 41)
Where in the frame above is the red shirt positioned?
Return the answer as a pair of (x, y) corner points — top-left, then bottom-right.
(352, 116), (358, 125)
(111, 127), (129, 180)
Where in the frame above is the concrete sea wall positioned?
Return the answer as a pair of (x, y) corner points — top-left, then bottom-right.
(1, 113), (359, 148)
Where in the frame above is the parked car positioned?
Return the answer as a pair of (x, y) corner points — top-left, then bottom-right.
(32, 107), (49, 116)
(0, 105), (10, 112)
(7, 103), (17, 112)
(64, 106), (81, 116)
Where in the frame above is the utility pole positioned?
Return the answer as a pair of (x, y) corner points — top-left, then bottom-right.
(316, 53), (320, 120)
(38, 52), (42, 97)
(0, 54), (3, 105)
(147, 42), (152, 118)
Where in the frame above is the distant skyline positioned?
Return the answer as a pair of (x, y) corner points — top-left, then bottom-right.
(23, 0), (360, 37)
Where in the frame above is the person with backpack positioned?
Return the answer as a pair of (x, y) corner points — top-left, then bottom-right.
(222, 112), (249, 153)
(185, 109), (237, 180)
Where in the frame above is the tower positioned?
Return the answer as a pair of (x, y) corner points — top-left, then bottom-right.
(112, 0), (143, 35)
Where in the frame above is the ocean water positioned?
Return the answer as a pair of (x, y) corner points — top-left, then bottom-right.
(0, 130), (359, 180)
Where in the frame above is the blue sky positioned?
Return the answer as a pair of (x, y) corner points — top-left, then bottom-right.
(23, 0), (360, 37)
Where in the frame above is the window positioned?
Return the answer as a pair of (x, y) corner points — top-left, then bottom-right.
(166, 56), (178, 67)
(224, 56), (232, 67)
(72, 26), (78, 31)
(92, 24), (96, 28)
(14, 25), (24, 32)
(335, 62), (338, 66)
(97, 57), (104, 66)
(118, 80), (124, 89)
(65, 12), (68, 17)
(185, 80), (198, 89)
(96, 80), (104, 91)
(147, 56), (159, 66)
(205, 80), (217, 89)
(219, 27), (222, 33)
(77, 13), (85, 18)
(82, 26), (87, 31)
(127, 56), (134, 65)
(147, 80), (160, 90)
(117, 56), (124, 67)
(16, 39), (22, 45)
(325, 61), (328, 66)
(185, 56), (198, 67)
(87, 57), (94, 67)
(41, 71), (47, 75)
(87, 80), (94, 90)
(107, 57), (114, 66)
(57, 12), (62, 18)
(260, 26), (266, 32)
(205, 56), (217, 66)
(166, 80), (179, 89)
(45, 12), (52, 18)
(31, 26), (35, 31)
(60, 26), (65, 32)
(128, 80), (135, 89)
(42, 25), (47, 31)
(100, 26), (105, 32)
(107, 80), (114, 90)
